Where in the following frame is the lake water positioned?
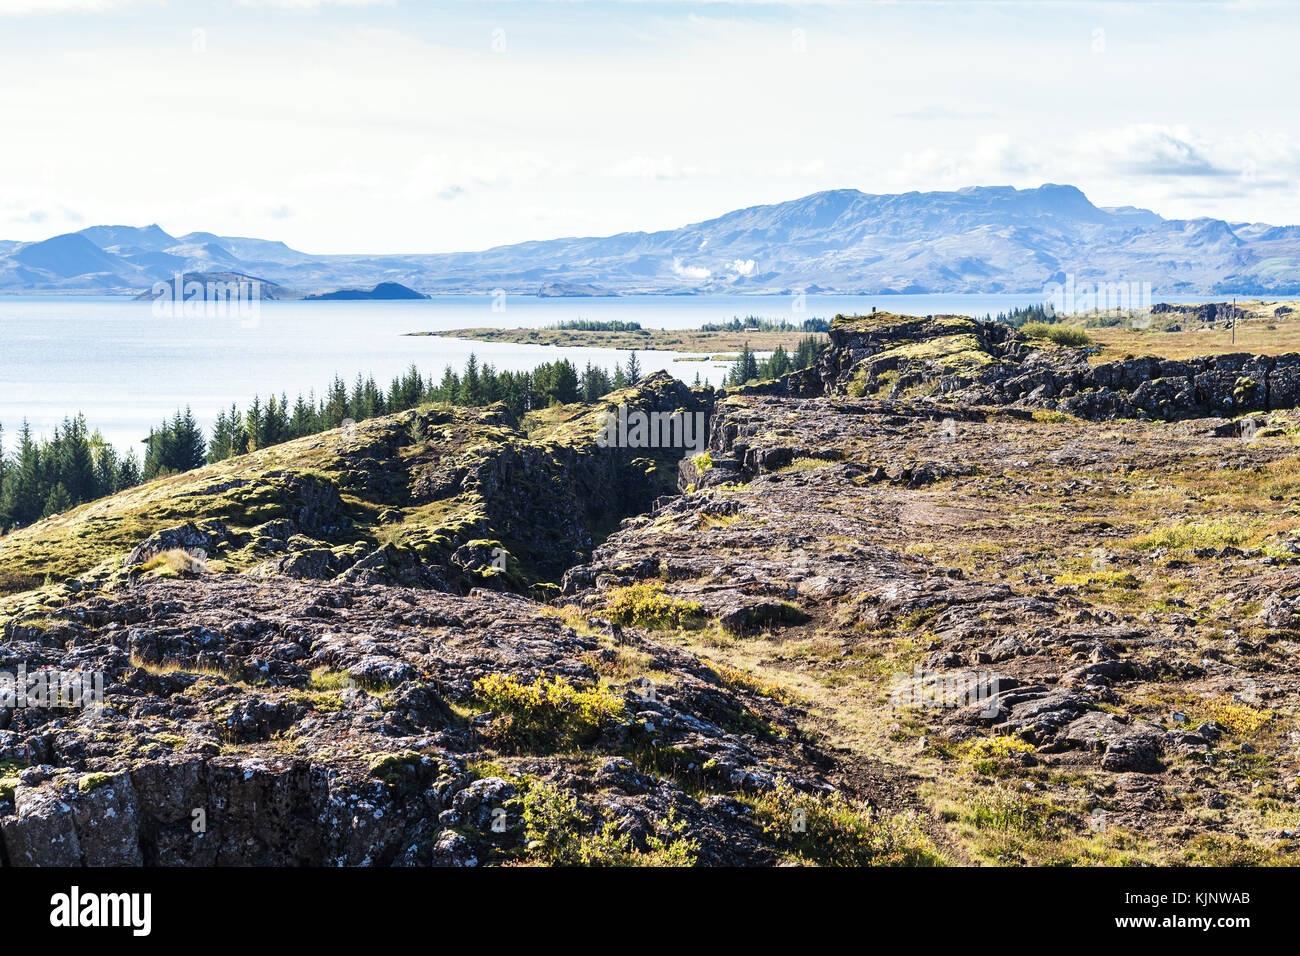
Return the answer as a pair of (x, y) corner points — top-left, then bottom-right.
(0, 292), (1230, 455)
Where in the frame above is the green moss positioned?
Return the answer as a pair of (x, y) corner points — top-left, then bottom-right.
(76, 772), (116, 794)
(871, 333), (994, 371)
(831, 312), (976, 335)
(368, 751), (434, 788)
(0, 759), (24, 803)
(873, 369), (900, 398)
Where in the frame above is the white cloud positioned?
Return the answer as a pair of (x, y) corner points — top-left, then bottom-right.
(672, 258), (711, 280)
(1074, 124), (1228, 178)
(1071, 124), (1300, 189)
(893, 135), (1044, 189)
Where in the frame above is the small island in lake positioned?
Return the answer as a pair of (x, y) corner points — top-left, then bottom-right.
(304, 281), (429, 300)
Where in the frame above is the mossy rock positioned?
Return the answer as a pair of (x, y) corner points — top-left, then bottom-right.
(76, 771), (117, 794)
(368, 751), (437, 791)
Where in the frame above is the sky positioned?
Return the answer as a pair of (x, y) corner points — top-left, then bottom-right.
(0, 0), (1297, 254)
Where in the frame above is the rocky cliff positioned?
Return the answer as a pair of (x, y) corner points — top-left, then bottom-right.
(812, 311), (1300, 423)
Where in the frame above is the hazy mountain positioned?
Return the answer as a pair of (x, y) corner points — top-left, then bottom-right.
(2, 184), (1298, 295)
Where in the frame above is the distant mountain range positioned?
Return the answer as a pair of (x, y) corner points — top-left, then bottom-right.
(3, 184), (1298, 296)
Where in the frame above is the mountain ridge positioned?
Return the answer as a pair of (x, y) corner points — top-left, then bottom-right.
(2, 184), (1298, 296)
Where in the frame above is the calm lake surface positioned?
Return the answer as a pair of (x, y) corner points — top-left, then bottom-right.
(0, 292), (1227, 454)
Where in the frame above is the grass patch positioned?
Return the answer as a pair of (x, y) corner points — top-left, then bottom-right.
(1052, 569), (1140, 590)
(704, 658), (804, 706)
(699, 512), (741, 529)
(134, 548), (207, 578)
(1188, 695), (1272, 737)
(0, 570), (43, 597)
(1124, 518), (1254, 551)
(965, 784), (1051, 834)
(307, 667), (354, 692)
(777, 457), (832, 473)
(748, 779), (942, 866)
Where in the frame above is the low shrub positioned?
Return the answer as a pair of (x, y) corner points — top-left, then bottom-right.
(1021, 322), (1091, 346)
(474, 673), (626, 749)
(750, 779), (941, 866)
(605, 582), (704, 629)
(521, 781), (698, 866)
(967, 785), (1051, 834)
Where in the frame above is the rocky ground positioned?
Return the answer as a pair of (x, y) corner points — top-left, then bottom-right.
(4, 309), (1300, 866)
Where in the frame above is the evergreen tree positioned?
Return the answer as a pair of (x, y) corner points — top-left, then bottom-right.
(176, 407), (207, 470)
(542, 359), (581, 405)
(92, 435), (121, 497)
(290, 393), (316, 439)
(726, 343), (760, 386)
(435, 366), (460, 404)
(458, 353), (484, 406)
(117, 449), (141, 489)
(5, 421), (43, 526)
(324, 375), (349, 427)
(582, 362), (612, 402)
(143, 408), (205, 478)
(0, 422), (6, 528)
(142, 423), (175, 480)
(41, 482), (72, 519)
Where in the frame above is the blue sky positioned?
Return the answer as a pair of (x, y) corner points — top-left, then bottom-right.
(1, 0), (1296, 253)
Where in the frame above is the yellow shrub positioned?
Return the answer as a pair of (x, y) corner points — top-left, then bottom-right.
(1190, 696), (1271, 737)
(475, 673), (626, 749)
(605, 582), (703, 629)
(961, 736), (1037, 761)
(1125, 519), (1253, 552)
